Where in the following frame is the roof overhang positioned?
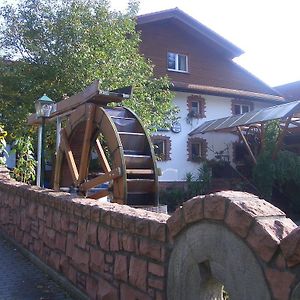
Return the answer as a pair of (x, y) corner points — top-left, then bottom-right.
(172, 81), (285, 103)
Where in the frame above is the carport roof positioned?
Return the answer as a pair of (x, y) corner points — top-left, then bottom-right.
(189, 100), (300, 135)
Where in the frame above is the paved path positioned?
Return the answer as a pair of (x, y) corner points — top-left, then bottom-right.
(0, 237), (74, 300)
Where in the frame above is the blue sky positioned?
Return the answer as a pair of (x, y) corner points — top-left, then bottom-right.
(2, 0), (300, 87)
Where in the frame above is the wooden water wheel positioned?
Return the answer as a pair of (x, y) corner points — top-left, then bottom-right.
(54, 102), (158, 206)
(27, 80), (159, 206)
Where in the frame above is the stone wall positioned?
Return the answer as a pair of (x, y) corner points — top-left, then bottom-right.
(0, 168), (169, 300)
(1, 167), (300, 299)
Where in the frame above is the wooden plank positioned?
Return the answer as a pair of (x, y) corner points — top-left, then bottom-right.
(237, 126), (257, 165)
(53, 149), (63, 191)
(272, 116), (292, 160)
(28, 80), (131, 125)
(78, 104), (96, 184)
(126, 169), (154, 175)
(60, 129), (79, 185)
(88, 189), (110, 200)
(95, 138), (111, 173)
(80, 167), (121, 191)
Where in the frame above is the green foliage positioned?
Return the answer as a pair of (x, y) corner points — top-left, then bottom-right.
(185, 162), (211, 199)
(0, 124), (8, 165)
(253, 121), (300, 211)
(12, 137), (36, 183)
(160, 163), (212, 212)
(0, 0), (176, 139)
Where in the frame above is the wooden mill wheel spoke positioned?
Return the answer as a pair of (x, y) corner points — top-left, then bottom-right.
(80, 167), (122, 191)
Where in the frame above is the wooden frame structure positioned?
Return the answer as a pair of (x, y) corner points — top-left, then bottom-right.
(189, 100), (300, 164)
(28, 81), (159, 206)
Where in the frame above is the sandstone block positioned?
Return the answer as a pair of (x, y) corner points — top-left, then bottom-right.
(247, 218), (296, 262)
(265, 268), (295, 300)
(97, 277), (118, 300)
(86, 276), (98, 300)
(166, 207), (185, 238)
(114, 254), (128, 282)
(55, 233), (66, 252)
(183, 196), (204, 224)
(280, 226), (300, 267)
(150, 221), (167, 242)
(98, 226), (110, 251)
(120, 283), (151, 300)
(110, 231), (119, 252)
(129, 256), (147, 291)
(77, 219), (87, 249)
(148, 262), (165, 277)
(87, 221), (98, 245)
(90, 247), (105, 273)
(139, 239), (162, 262)
(72, 246), (90, 273)
(52, 210), (61, 231)
(121, 233), (137, 253)
(203, 194), (227, 220)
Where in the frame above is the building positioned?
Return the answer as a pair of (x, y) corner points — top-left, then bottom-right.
(136, 8), (284, 183)
(274, 81), (300, 102)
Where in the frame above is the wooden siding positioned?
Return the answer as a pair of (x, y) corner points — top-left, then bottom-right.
(137, 20), (279, 96)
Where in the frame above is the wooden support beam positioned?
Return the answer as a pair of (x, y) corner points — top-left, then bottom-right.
(95, 138), (111, 173)
(53, 149), (63, 191)
(78, 104), (96, 184)
(237, 126), (257, 165)
(60, 129), (79, 185)
(272, 116), (292, 160)
(88, 189), (110, 200)
(80, 167), (121, 191)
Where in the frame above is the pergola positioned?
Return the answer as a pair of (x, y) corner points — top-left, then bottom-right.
(189, 100), (300, 164)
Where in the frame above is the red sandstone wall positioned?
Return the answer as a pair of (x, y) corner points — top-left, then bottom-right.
(0, 169), (169, 300)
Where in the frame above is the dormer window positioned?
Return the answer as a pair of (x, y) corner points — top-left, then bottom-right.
(167, 52), (188, 73)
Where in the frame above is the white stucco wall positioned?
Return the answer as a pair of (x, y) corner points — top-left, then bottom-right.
(153, 92), (275, 181)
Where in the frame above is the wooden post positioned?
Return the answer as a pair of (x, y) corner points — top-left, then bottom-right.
(78, 104), (96, 184)
(60, 129), (79, 185)
(237, 126), (257, 164)
(272, 116), (292, 160)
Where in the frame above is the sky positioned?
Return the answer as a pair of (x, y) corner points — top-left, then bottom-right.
(1, 0), (300, 87)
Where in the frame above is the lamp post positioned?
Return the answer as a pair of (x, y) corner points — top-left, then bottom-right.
(35, 94), (54, 187)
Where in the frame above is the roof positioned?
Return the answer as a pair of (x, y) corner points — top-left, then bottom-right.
(137, 8), (244, 59)
(189, 100), (300, 135)
(172, 81), (285, 103)
(274, 81), (300, 102)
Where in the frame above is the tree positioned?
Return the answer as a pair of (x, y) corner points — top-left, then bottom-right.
(0, 0), (176, 140)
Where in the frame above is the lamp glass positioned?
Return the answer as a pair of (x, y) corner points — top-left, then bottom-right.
(35, 94), (54, 117)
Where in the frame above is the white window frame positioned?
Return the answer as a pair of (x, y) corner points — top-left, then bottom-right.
(234, 103), (251, 115)
(167, 52), (188, 73)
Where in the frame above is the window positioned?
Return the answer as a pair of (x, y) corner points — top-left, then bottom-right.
(187, 95), (206, 118)
(231, 99), (253, 115)
(167, 52), (188, 72)
(234, 104), (250, 115)
(151, 135), (171, 161)
(187, 138), (207, 161)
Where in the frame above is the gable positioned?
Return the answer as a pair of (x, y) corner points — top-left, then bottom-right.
(137, 9), (282, 101)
